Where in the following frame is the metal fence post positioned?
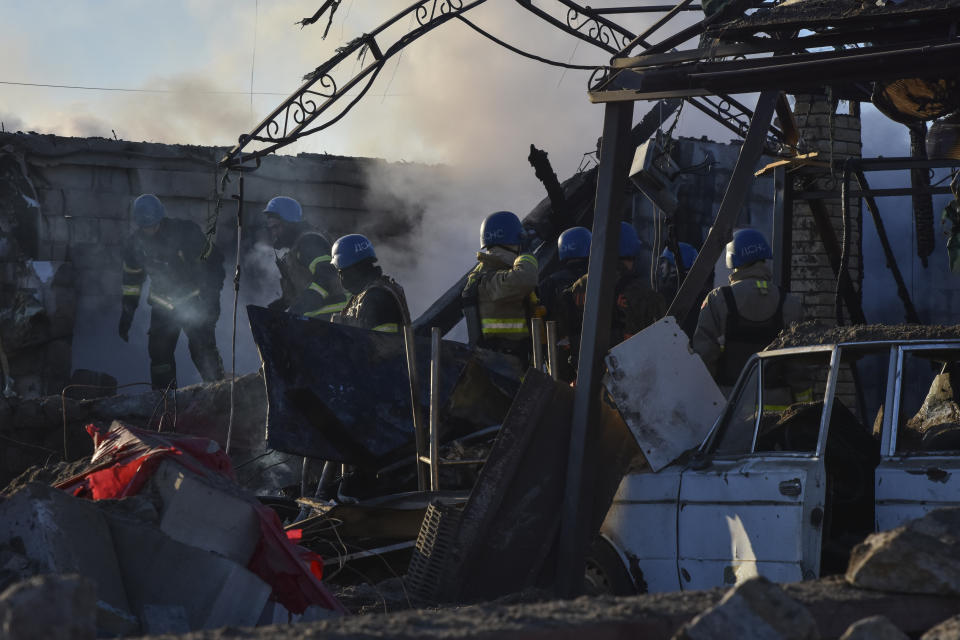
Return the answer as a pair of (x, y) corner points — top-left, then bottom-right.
(531, 318), (545, 372)
(546, 320), (559, 381)
(429, 327), (442, 491)
(403, 325), (429, 491)
(557, 99), (636, 597)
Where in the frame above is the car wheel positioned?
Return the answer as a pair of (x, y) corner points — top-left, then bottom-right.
(584, 536), (637, 596)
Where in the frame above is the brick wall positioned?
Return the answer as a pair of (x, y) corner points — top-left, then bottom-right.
(790, 94), (864, 412)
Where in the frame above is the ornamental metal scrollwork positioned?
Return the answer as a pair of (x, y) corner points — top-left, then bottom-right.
(416, 0), (465, 26)
(565, 8), (631, 51)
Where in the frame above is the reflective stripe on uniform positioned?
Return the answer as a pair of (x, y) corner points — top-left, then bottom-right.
(372, 323), (399, 333)
(122, 261), (143, 274)
(481, 318), (527, 334)
(308, 255), (331, 274)
(303, 301), (347, 317)
(309, 282), (329, 297)
(122, 285), (141, 296)
(515, 254), (538, 269)
(755, 280), (769, 294)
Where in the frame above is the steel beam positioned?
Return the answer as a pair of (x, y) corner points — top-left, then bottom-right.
(592, 41), (960, 102)
(557, 99), (635, 598)
(666, 90), (779, 324)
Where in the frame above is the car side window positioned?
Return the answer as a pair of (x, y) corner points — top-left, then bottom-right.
(712, 362), (759, 455)
(710, 352), (832, 457)
(896, 350), (960, 453)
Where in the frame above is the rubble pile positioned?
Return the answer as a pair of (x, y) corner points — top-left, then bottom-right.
(0, 421), (344, 637)
(0, 372), (276, 491)
(768, 321), (960, 350)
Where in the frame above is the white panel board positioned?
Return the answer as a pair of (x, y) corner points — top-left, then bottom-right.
(604, 316), (725, 471)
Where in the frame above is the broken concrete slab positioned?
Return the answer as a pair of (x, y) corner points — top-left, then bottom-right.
(838, 616), (908, 640)
(104, 508), (272, 631)
(922, 615), (960, 640)
(0, 574), (96, 640)
(604, 316), (725, 471)
(847, 507), (960, 595)
(671, 576), (819, 640)
(148, 459), (261, 565)
(0, 483), (130, 616)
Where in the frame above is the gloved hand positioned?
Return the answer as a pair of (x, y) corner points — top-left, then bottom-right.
(118, 310), (133, 342)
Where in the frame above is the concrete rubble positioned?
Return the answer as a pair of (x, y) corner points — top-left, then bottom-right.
(846, 507), (960, 595)
(0, 422), (345, 637)
(671, 576), (819, 640)
(0, 574), (97, 640)
(838, 616), (909, 640)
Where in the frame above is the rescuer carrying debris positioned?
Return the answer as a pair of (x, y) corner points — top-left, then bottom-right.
(540, 226), (591, 381)
(330, 234), (410, 333)
(565, 222), (667, 360)
(693, 228), (802, 387)
(262, 196), (347, 320)
(119, 194), (225, 389)
(461, 211), (540, 363)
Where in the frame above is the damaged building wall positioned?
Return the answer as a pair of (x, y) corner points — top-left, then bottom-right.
(633, 135), (775, 286)
(0, 132), (442, 395)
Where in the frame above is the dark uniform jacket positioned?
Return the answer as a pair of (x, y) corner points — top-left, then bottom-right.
(335, 272), (410, 333)
(121, 218), (224, 321)
(276, 226), (347, 320)
(566, 266), (667, 353)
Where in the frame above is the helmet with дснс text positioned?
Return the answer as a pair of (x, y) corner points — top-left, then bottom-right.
(331, 233), (377, 269)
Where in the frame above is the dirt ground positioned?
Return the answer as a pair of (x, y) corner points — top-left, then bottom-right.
(134, 577), (960, 640)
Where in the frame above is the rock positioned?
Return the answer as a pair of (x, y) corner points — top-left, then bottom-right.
(147, 459), (261, 565)
(922, 614), (960, 640)
(0, 483), (131, 616)
(847, 508), (960, 595)
(0, 574), (96, 640)
(103, 508), (272, 631)
(839, 616), (908, 640)
(672, 576), (819, 640)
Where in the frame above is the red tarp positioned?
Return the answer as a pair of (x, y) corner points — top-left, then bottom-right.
(57, 421), (346, 615)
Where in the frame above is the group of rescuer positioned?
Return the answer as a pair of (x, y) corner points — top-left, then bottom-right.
(119, 193), (408, 390)
(118, 190), (800, 393)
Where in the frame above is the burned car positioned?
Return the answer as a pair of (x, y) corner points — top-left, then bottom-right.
(598, 334), (960, 594)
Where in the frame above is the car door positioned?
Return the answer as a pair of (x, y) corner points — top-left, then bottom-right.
(876, 343), (960, 531)
(675, 347), (835, 591)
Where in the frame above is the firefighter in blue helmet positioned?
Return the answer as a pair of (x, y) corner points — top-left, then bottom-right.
(693, 228), (801, 386)
(461, 211), (539, 362)
(541, 227), (590, 380)
(119, 194), (225, 389)
(262, 196), (347, 320)
(658, 241), (706, 337)
(564, 222), (666, 364)
(330, 234), (410, 333)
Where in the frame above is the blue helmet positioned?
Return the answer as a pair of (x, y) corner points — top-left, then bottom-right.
(619, 222), (641, 258)
(331, 233), (376, 269)
(661, 242), (699, 269)
(480, 211), (523, 248)
(557, 227), (591, 261)
(132, 194), (165, 228)
(726, 228), (772, 269)
(263, 196), (302, 223)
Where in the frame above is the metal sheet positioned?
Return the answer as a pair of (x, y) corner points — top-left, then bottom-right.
(247, 305), (521, 466)
(604, 316), (726, 471)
